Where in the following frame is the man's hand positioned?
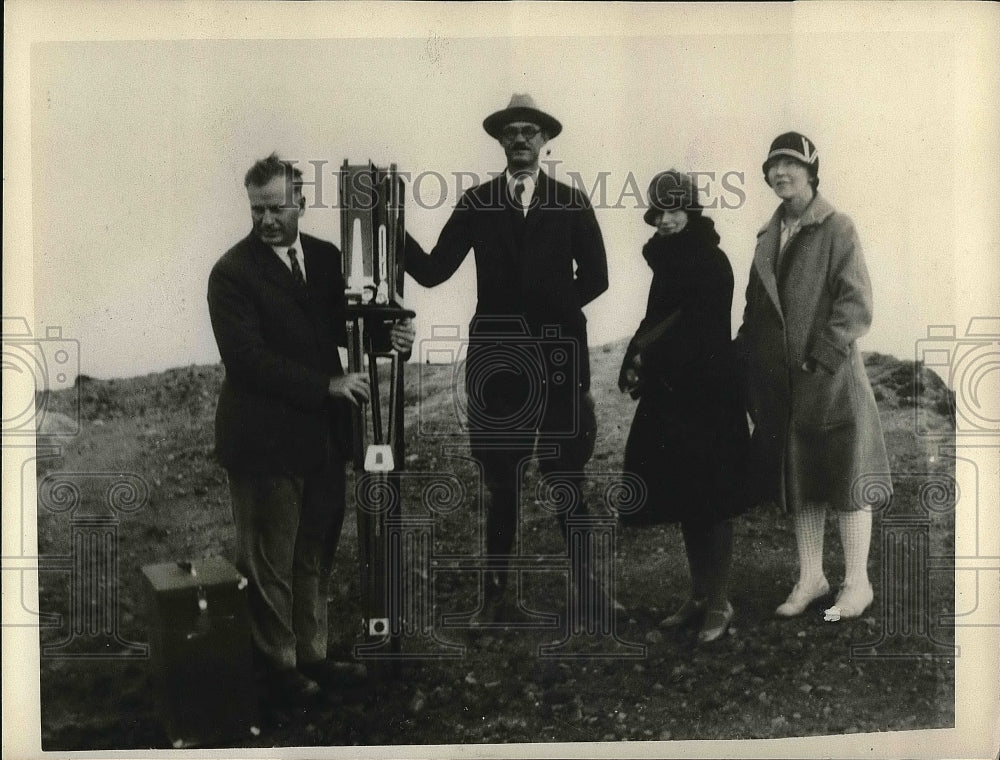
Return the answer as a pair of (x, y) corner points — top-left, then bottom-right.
(390, 318), (416, 354)
(328, 372), (371, 406)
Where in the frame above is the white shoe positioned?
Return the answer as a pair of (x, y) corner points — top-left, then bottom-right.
(775, 576), (830, 617)
(829, 582), (874, 619)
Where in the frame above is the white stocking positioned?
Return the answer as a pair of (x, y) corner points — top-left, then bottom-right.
(793, 502), (827, 584)
(837, 508), (873, 588)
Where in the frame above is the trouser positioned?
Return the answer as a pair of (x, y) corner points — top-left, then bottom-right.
(468, 371), (597, 594)
(477, 443), (591, 597)
(227, 458), (346, 672)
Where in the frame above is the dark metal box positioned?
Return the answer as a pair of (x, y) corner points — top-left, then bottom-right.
(141, 557), (258, 747)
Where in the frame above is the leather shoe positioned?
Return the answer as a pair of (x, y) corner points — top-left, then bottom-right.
(775, 576), (830, 617)
(261, 667), (321, 706)
(659, 597), (706, 629)
(299, 659), (368, 689)
(830, 581), (874, 619)
(698, 601), (734, 644)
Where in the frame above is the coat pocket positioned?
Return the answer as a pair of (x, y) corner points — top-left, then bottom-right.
(790, 364), (854, 429)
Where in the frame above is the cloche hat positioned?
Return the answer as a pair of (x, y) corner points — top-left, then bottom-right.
(762, 131), (819, 184)
(644, 169), (701, 226)
(483, 93), (562, 140)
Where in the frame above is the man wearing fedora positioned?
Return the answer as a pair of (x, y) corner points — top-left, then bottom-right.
(405, 94), (613, 625)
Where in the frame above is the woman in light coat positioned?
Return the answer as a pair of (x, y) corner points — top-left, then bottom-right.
(735, 132), (891, 619)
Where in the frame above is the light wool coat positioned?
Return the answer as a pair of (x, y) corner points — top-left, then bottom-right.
(735, 193), (891, 512)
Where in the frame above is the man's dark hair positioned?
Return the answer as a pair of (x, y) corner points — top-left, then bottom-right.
(244, 153), (303, 192)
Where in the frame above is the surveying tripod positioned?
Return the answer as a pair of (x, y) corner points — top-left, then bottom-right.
(340, 161), (413, 662)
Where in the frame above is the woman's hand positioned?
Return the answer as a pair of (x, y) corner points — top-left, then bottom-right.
(618, 353), (643, 394)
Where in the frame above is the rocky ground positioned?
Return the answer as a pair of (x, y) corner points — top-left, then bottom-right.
(34, 346), (956, 750)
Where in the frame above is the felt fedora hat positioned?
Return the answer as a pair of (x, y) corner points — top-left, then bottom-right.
(483, 93), (562, 140)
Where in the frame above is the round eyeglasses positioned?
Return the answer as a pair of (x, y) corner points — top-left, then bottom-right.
(500, 125), (541, 142)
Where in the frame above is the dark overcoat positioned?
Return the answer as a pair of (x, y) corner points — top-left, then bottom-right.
(734, 194), (892, 512)
(619, 215), (749, 526)
(404, 171), (608, 471)
(207, 232), (351, 474)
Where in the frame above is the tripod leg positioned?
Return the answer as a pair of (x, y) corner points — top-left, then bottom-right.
(387, 352), (404, 660)
(346, 317), (366, 471)
(366, 330), (383, 445)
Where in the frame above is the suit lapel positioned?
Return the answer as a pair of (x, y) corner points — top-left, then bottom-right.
(250, 233), (311, 310)
(300, 234), (327, 298)
(522, 171), (551, 239)
(485, 174), (520, 264)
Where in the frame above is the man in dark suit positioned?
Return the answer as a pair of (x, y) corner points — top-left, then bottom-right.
(208, 154), (414, 706)
(405, 94), (612, 623)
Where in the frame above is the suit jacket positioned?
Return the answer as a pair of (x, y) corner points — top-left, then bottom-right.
(405, 171), (609, 394)
(208, 231), (349, 474)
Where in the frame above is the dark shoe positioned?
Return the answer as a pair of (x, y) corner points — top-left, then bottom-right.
(658, 597), (706, 629)
(261, 667), (321, 707)
(299, 659), (368, 689)
(697, 601), (734, 644)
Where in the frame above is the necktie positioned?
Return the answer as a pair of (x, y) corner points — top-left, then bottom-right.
(514, 180), (527, 216)
(288, 247), (306, 287)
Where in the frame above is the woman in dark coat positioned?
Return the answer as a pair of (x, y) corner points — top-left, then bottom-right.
(734, 132), (891, 620)
(619, 170), (750, 643)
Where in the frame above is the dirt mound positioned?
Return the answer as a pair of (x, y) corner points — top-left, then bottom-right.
(864, 352), (955, 427)
(49, 364), (225, 424)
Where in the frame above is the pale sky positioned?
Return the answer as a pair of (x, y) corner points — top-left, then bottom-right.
(15, 5), (999, 388)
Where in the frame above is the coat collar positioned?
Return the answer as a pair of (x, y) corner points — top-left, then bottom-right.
(751, 193), (836, 320)
(755, 192), (835, 236)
